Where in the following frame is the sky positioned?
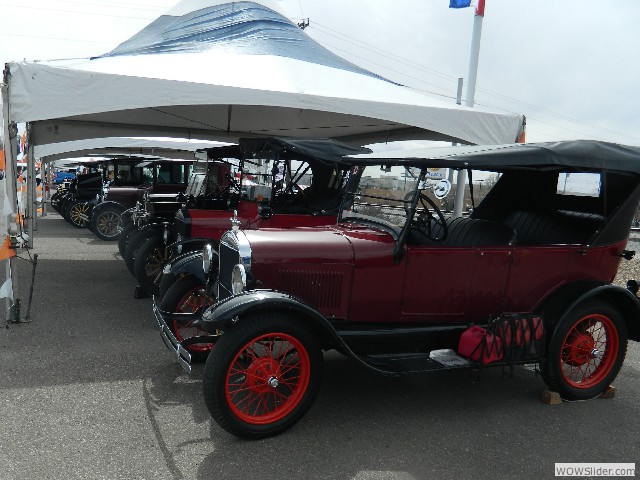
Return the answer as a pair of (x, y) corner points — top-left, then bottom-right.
(1, 0), (640, 148)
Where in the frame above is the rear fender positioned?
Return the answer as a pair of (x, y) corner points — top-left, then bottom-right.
(549, 284), (640, 341)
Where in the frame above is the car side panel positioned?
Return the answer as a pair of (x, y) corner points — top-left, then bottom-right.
(502, 242), (625, 312)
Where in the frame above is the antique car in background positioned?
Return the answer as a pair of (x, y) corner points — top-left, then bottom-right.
(51, 170), (104, 227)
(156, 140), (640, 439)
(118, 155), (234, 296)
(87, 159), (193, 240)
(154, 138), (369, 350)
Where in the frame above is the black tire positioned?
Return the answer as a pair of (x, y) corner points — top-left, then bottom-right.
(91, 205), (125, 241)
(118, 222), (138, 259)
(203, 313), (323, 439)
(159, 274), (216, 362)
(65, 201), (91, 228)
(124, 228), (157, 275)
(58, 196), (72, 217)
(62, 200), (74, 222)
(542, 299), (628, 400)
(50, 192), (63, 211)
(133, 236), (173, 296)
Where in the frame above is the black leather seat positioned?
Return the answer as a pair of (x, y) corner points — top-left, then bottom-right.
(409, 217), (516, 247)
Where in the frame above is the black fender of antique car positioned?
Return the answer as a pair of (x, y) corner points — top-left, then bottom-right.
(120, 207), (135, 227)
(545, 283), (640, 342)
(89, 200), (126, 220)
(136, 221), (171, 239)
(162, 249), (207, 283)
(200, 289), (404, 375)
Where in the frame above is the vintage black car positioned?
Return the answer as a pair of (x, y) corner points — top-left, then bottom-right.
(156, 140), (640, 439)
(51, 170), (104, 227)
(88, 159), (192, 241)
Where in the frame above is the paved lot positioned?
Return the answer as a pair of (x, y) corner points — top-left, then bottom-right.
(1, 213), (639, 480)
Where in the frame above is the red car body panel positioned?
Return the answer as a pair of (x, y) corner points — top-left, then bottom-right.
(241, 223), (630, 326)
(188, 203), (338, 240)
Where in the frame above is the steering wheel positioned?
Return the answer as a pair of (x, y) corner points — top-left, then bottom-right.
(411, 192), (448, 242)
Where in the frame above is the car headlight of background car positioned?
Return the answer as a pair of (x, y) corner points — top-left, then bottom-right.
(231, 264), (246, 294)
(203, 244), (214, 274)
(176, 234), (183, 254)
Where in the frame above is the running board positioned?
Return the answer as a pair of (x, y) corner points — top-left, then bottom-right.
(360, 352), (473, 374)
(356, 351), (540, 375)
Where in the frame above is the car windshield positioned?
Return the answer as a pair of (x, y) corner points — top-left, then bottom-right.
(340, 165), (423, 236)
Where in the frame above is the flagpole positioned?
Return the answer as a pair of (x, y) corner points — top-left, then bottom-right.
(453, 0), (485, 218)
(465, 0), (485, 108)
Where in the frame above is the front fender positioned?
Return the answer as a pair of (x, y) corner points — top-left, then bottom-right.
(201, 290), (341, 345)
(91, 200), (126, 218)
(121, 207), (135, 226)
(556, 284), (640, 341)
(200, 290), (403, 375)
(162, 250), (205, 283)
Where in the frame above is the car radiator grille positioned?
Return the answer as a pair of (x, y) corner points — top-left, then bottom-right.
(218, 241), (239, 300)
(278, 269), (344, 311)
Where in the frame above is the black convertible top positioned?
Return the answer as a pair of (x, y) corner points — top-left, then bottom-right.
(205, 137), (372, 163)
(350, 140), (640, 174)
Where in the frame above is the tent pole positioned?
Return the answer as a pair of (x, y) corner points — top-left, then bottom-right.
(26, 124), (37, 237)
(450, 78), (463, 215)
(2, 76), (20, 322)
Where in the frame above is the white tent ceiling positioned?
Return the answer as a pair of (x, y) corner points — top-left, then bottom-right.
(34, 137), (228, 163)
(4, 0), (525, 148)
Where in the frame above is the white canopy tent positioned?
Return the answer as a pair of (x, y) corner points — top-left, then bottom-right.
(3, 0), (524, 148)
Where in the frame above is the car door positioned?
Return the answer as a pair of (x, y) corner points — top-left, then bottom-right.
(401, 242), (512, 323)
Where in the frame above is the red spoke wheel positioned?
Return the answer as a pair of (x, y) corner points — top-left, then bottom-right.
(543, 300), (627, 400)
(203, 313), (323, 439)
(160, 274), (216, 362)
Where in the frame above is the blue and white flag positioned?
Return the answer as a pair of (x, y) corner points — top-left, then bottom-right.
(449, 0), (471, 8)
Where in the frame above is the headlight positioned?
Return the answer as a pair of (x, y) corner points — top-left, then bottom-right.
(231, 264), (246, 295)
(203, 244), (214, 274)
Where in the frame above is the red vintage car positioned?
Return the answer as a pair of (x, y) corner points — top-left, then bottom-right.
(156, 140), (640, 439)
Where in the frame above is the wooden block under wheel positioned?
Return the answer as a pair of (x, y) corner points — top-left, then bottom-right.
(599, 385), (616, 399)
(540, 389), (562, 405)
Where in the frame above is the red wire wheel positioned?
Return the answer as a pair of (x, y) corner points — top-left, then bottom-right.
(173, 286), (214, 354)
(543, 300), (628, 400)
(203, 313), (323, 439)
(159, 274), (216, 362)
(559, 313), (618, 389)
(224, 332), (311, 425)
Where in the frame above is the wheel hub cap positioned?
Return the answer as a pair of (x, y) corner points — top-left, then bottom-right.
(246, 357), (280, 394)
(567, 333), (595, 366)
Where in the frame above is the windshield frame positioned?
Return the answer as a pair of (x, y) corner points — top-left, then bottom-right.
(338, 164), (426, 242)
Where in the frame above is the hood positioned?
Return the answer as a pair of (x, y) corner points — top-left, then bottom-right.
(245, 226), (354, 265)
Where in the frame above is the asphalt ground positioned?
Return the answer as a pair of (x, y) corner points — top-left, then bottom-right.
(1, 212), (639, 480)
